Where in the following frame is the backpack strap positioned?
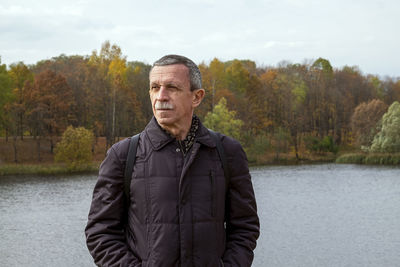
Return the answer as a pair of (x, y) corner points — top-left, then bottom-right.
(124, 133), (140, 201)
(208, 130), (230, 189)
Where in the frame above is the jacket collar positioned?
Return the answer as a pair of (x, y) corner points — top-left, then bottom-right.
(195, 120), (215, 148)
(144, 116), (216, 150)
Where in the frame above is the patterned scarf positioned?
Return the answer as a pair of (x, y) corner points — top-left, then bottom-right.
(180, 115), (199, 154)
(160, 115), (200, 155)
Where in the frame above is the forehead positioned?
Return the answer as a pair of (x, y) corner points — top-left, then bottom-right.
(149, 64), (190, 85)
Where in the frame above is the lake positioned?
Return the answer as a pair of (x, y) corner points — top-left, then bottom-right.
(1, 164), (399, 267)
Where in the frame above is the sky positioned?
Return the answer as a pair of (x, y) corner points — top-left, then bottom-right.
(0, 0), (399, 78)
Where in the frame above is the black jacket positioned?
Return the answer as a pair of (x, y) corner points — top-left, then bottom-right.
(85, 117), (260, 266)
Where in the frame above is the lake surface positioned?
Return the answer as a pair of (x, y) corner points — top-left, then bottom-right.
(1, 164), (399, 267)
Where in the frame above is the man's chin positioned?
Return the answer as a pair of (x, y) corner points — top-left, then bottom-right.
(155, 116), (173, 125)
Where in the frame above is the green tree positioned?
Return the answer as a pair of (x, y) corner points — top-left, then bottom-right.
(87, 41), (131, 149)
(370, 101), (400, 153)
(204, 97), (243, 140)
(312, 57), (333, 80)
(0, 59), (13, 137)
(55, 126), (94, 169)
(8, 62), (34, 139)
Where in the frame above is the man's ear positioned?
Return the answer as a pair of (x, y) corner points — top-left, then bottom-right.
(192, 89), (205, 107)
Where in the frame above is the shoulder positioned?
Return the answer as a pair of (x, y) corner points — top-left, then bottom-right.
(211, 131), (245, 157)
(210, 131), (249, 177)
(108, 137), (131, 162)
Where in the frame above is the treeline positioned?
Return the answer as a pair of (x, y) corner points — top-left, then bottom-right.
(1, 41), (400, 163)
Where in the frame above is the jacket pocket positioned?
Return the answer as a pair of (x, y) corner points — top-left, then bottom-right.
(209, 170), (217, 217)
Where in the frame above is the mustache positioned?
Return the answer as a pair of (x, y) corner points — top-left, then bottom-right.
(155, 102), (174, 110)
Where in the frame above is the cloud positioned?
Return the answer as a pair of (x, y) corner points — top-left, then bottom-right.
(0, 0), (399, 76)
(263, 41), (307, 49)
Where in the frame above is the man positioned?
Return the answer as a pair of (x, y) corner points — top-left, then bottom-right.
(85, 55), (259, 267)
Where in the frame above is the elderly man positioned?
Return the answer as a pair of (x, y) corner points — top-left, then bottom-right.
(85, 55), (259, 267)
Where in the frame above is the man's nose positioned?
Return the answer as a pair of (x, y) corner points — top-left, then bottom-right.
(156, 86), (169, 101)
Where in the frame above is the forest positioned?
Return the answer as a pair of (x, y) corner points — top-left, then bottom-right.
(1, 41), (400, 167)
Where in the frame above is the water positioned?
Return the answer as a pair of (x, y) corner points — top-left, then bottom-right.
(252, 164), (400, 267)
(1, 164), (400, 267)
(0, 175), (96, 267)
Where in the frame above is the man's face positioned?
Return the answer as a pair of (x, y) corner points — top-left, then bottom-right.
(149, 64), (197, 131)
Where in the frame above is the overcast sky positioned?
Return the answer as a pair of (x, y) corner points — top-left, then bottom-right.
(1, 0), (399, 77)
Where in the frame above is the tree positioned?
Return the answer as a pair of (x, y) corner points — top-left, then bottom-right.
(277, 65), (309, 160)
(204, 97), (243, 140)
(87, 41), (131, 150)
(55, 126), (94, 169)
(24, 70), (76, 160)
(33, 55), (90, 128)
(370, 101), (400, 153)
(243, 74), (272, 134)
(312, 57), (333, 80)
(126, 61), (151, 129)
(0, 59), (13, 138)
(8, 62), (34, 139)
(350, 99), (388, 147)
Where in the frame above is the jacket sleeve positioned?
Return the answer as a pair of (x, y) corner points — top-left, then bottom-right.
(85, 145), (141, 267)
(222, 139), (260, 267)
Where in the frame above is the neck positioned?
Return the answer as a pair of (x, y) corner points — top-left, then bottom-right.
(161, 124), (190, 140)
(158, 116), (193, 141)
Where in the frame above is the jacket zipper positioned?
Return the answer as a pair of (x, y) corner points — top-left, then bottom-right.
(209, 170), (216, 217)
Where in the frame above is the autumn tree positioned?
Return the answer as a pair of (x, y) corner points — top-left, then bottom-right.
(126, 61), (151, 129)
(8, 62), (33, 139)
(87, 41), (141, 150)
(308, 58), (335, 137)
(370, 101), (400, 153)
(383, 78), (400, 105)
(350, 99), (388, 147)
(24, 70), (76, 160)
(260, 69), (282, 130)
(1, 60), (32, 162)
(225, 59), (251, 96)
(276, 64), (309, 160)
(198, 58), (227, 118)
(33, 55), (90, 127)
(55, 126), (94, 169)
(243, 74), (272, 134)
(334, 66), (378, 143)
(0, 59), (13, 138)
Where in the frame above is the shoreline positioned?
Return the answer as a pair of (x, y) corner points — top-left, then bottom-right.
(1, 152), (399, 176)
(0, 163), (100, 176)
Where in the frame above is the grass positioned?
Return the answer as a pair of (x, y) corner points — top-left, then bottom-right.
(0, 162), (100, 176)
(336, 152), (400, 165)
(247, 151), (337, 166)
(0, 136), (107, 176)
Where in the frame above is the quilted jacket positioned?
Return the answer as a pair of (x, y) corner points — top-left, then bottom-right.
(85, 117), (259, 267)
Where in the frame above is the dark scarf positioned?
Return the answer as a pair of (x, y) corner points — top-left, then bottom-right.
(180, 115), (199, 154)
(160, 115), (199, 155)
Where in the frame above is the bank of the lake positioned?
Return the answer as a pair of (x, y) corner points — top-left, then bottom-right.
(4, 152), (399, 176)
(0, 155), (336, 176)
(0, 163), (99, 176)
(3, 152), (400, 176)
(336, 152), (400, 165)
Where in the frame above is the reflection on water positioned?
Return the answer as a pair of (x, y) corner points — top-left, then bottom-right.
(1, 164), (400, 267)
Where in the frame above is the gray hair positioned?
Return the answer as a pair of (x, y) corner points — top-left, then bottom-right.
(151, 54), (202, 91)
